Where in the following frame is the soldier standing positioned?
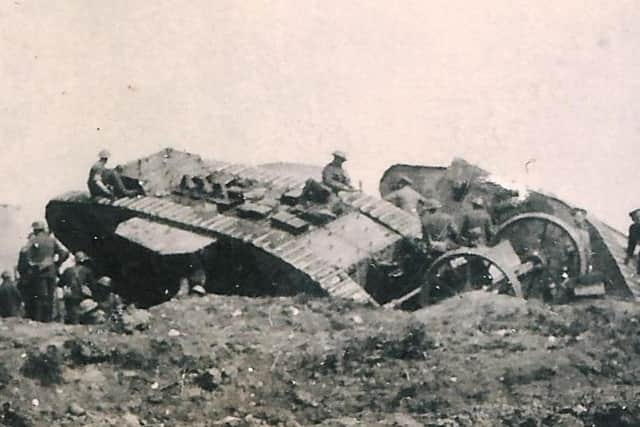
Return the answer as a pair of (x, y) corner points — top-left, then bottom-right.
(60, 251), (96, 324)
(17, 221), (69, 322)
(460, 197), (494, 247)
(420, 198), (458, 257)
(625, 208), (640, 274)
(0, 271), (22, 318)
(322, 151), (356, 193)
(383, 176), (425, 216)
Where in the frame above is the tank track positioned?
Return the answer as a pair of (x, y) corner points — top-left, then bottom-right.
(53, 163), (421, 305)
(587, 216), (640, 300)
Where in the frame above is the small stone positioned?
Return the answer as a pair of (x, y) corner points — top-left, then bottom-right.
(351, 315), (363, 324)
(213, 416), (242, 426)
(167, 329), (181, 337)
(196, 367), (222, 391)
(284, 306), (300, 316)
(31, 399), (39, 407)
(121, 413), (142, 427)
(293, 389), (319, 408)
(147, 394), (163, 404)
(68, 402), (86, 416)
(231, 309), (242, 317)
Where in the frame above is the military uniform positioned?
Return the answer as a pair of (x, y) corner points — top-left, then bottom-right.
(18, 223), (69, 322)
(0, 272), (22, 318)
(322, 151), (354, 193)
(87, 159), (113, 198)
(421, 211), (458, 254)
(384, 186), (424, 216)
(460, 201), (494, 247)
(88, 150), (140, 198)
(626, 209), (640, 274)
(322, 163), (353, 193)
(60, 253), (96, 324)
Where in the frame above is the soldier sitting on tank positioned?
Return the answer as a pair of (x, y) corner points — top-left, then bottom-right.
(460, 197), (494, 247)
(322, 151), (356, 193)
(420, 198), (459, 259)
(0, 270), (22, 318)
(383, 175), (425, 216)
(88, 150), (142, 199)
(59, 251), (96, 324)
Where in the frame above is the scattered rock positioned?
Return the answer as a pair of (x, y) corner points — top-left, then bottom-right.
(391, 413), (423, 427)
(283, 306), (300, 316)
(292, 389), (319, 408)
(167, 329), (181, 337)
(196, 367), (222, 391)
(65, 339), (110, 365)
(68, 402), (86, 416)
(121, 309), (151, 333)
(320, 416), (361, 426)
(120, 413), (141, 427)
(213, 415), (243, 426)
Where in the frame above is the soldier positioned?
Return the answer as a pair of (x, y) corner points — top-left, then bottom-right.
(420, 198), (458, 257)
(88, 150), (141, 199)
(17, 221), (69, 322)
(60, 251), (96, 324)
(322, 151), (356, 193)
(383, 176), (425, 216)
(0, 270), (22, 318)
(93, 276), (124, 321)
(460, 197), (494, 247)
(570, 207), (592, 266)
(625, 208), (640, 274)
(87, 150), (113, 198)
(78, 299), (103, 325)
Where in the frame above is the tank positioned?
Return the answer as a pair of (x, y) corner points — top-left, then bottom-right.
(380, 159), (639, 307)
(46, 148), (425, 307)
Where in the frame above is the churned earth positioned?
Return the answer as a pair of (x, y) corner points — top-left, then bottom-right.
(0, 291), (639, 427)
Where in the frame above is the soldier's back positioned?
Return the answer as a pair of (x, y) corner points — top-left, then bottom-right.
(384, 186), (423, 214)
(422, 211), (454, 240)
(0, 281), (21, 317)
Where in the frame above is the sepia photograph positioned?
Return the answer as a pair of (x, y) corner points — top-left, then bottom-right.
(1, 1), (640, 426)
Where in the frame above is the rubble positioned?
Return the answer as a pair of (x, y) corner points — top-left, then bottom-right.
(0, 289), (635, 425)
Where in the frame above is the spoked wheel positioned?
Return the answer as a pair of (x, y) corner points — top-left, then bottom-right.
(492, 213), (587, 298)
(420, 248), (523, 306)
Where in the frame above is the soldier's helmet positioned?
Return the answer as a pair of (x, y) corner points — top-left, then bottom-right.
(96, 276), (112, 289)
(98, 149), (111, 159)
(471, 197), (484, 208)
(1, 270), (11, 280)
(191, 285), (206, 296)
(31, 220), (46, 231)
(571, 207), (587, 217)
(79, 299), (99, 315)
(423, 198), (442, 211)
(74, 251), (89, 263)
(629, 208), (640, 219)
(332, 150), (347, 161)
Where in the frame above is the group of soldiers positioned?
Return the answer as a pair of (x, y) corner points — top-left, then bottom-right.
(0, 221), (124, 325)
(381, 174), (494, 254)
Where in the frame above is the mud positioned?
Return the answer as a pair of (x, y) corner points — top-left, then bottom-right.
(0, 292), (638, 426)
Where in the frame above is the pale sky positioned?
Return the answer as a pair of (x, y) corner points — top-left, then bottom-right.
(1, 1), (639, 232)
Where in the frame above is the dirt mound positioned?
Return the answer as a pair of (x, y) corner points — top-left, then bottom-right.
(0, 293), (638, 426)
